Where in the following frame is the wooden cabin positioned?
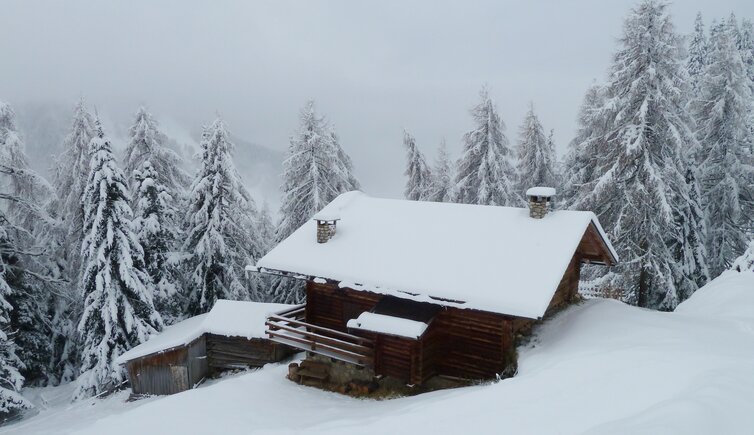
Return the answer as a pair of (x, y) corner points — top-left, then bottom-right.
(252, 189), (618, 387)
(117, 300), (294, 396)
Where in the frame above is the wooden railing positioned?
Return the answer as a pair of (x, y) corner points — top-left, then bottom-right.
(265, 305), (374, 367)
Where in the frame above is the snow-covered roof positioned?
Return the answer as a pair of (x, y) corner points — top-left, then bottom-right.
(256, 192), (618, 319)
(116, 300), (292, 364)
(526, 186), (556, 197)
(346, 312), (428, 339)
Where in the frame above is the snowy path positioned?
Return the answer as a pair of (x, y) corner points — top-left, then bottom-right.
(5, 271), (754, 435)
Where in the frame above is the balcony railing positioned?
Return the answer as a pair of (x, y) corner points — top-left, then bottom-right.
(265, 305), (374, 367)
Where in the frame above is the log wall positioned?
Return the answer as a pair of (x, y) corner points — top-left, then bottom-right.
(206, 334), (293, 372)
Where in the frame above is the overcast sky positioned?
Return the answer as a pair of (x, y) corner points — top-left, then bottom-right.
(1, 0), (753, 200)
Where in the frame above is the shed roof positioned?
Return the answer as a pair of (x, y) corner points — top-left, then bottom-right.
(116, 300), (292, 364)
(254, 191), (617, 320)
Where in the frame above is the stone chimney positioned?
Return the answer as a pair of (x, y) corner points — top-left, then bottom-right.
(315, 218), (339, 243)
(526, 187), (556, 219)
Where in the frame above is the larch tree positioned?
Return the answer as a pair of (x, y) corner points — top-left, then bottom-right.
(184, 118), (263, 314)
(455, 87), (519, 206)
(693, 23), (754, 277)
(0, 101), (59, 387)
(515, 104), (559, 197)
(402, 131), (432, 201)
(428, 139), (454, 203)
(74, 119), (162, 400)
(271, 101), (360, 304)
(123, 107), (190, 205)
(687, 12), (708, 97)
(568, 1), (705, 309)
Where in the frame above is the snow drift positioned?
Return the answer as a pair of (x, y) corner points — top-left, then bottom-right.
(8, 271), (754, 435)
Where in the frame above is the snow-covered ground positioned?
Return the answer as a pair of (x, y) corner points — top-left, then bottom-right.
(5, 271), (754, 435)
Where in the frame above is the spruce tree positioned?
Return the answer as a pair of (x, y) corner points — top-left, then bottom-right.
(132, 160), (182, 322)
(515, 104), (559, 196)
(567, 1), (705, 309)
(455, 87), (519, 206)
(694, 24), (754, 276)
(0, 226), (32, 422)
(74, 120), (162, 400)
(402, 131), (432, 201)
(428, 139), (454, 202)
(184, 118), (263, 314)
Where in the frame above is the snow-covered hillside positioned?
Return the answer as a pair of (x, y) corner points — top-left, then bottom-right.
(6, 271), (753, 435)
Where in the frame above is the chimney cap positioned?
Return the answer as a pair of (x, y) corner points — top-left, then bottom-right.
(526, 187), (556, 199)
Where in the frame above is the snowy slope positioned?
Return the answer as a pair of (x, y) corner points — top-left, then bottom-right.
(6, 272), (754, 435)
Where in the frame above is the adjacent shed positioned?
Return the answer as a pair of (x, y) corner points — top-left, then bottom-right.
(117, 300), (294, 396)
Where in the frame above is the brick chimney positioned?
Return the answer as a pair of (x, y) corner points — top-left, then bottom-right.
(315, 218), (339, 243)
(526, 187), (556, 219)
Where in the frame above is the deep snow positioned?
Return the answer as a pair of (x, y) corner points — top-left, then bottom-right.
(5, 271), (754, 435)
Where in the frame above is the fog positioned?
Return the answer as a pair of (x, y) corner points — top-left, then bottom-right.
(1, 0), (752, 201)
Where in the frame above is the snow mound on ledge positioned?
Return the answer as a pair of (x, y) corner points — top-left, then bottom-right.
(13, 275), (754, 435)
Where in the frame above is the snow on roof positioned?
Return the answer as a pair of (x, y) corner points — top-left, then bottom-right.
(526, 186), (556, 197)
(346, 312), (428, 339)
(116, 300), (293, 364)
(256, 192), (618, 319)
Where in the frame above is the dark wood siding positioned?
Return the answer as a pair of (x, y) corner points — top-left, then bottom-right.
(187, 335), (207, 387)
(305, 281), (382, 331)
(206, 334), (293, 372)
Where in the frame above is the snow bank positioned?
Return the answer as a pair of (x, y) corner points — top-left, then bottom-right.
(258, 191), (617, 319)
(347, 312), (428, 339)
(116, 301), (292, 363)
(675, 271), (754, 321)
(16, 272), (754, 435)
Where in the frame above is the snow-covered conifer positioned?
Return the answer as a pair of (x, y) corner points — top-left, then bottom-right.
(693, 24), (754, 276)
(402, 131), (432, 201)
(0, 227), (32, 422)
(123, 107), (189, 204)
(515, 104), (558, 196)
(132, 160), (182, 322)
(428, 139), (454, 202)
(455, 87), (519, 206)
(687, 12), (708, 97)
(74, 120), (162, 400)
(184, 118), (263, 314)
(568, 1), (704, 309)
(276, 100), (359, 242)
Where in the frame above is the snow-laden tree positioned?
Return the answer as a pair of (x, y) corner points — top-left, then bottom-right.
(402, 131), (432, 201)
(123, 107), (190, 205)
(732, 240), (754, 272)
(687, 12), (708, 96)
(693, 24), (754, 277)
(515, 104), (559, 197)
(74, 120), (162, 400)
(0, 227), (32, 422)
(562, 83), (608, 209)
(271, 101), (360, 303)
(132, 160), (182, 322)
(0, 102), (62, 386)
(53, 99), (95, 274)
(276, 100), (360, 243)
(569, 1), (705, 309)
(740, 19), (754, 91)
(455, 87), (520, 206)
(428, 139), (454, 202)
(257, 201), (276, 256)
(184, 118), (264, 314)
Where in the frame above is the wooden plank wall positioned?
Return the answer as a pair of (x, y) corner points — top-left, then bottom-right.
(206, 334), (291, 371)
(305, 282), (382, 331)
(429, 308), (514, 380)
(126, 347), (190, 395)
(187, 336), (208, 387)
